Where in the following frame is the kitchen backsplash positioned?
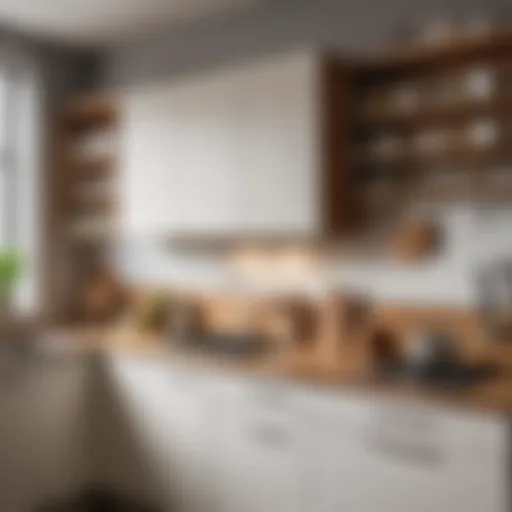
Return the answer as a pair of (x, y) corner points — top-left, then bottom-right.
(112, 203), (512, 305)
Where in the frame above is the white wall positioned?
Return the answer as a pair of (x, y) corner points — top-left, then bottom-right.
(102, 0), (512, 307)
(113, 203), (512, 306)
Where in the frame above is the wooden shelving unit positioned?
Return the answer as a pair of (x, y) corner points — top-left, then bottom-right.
(61, 96), (117, 131)
(52, 94), (125, 323)
(354, 94), (512, 127)
(353, 26), (512, 74)
(60, 95), (118, 243)
(348, 26), (512, 228)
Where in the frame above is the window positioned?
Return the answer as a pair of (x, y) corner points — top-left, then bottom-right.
(0, 70), (16, 245)
(0, 54), (42, 315)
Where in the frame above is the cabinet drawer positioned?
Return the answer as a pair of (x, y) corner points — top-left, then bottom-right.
(364, 402), (508, 464)
(222, 379), (297, 414)
(296, 387), (374, 432)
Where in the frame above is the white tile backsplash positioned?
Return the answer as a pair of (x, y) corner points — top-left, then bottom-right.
(112, 204), (512, 304)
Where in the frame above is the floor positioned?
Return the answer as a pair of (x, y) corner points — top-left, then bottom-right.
(39, 489), (157, 512)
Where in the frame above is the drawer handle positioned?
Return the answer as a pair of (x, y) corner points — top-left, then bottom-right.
(367, 434), (444, 467)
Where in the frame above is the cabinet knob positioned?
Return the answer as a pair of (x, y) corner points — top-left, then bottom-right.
(366, 431), (444, 467)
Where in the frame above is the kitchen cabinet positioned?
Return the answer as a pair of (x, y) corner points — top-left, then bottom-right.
(362, 404), (509, 512)
(234, 50), (320, 235)
(0, 358), (90, 512)
(99, 356), (510, 512)
(215, 380), (303, 512)
(119, 48), (349, 239)
(298, 389), (509, 512)
(103, 355), (172, 508)
(105, 355), (220, 512)
(119, 74), (241, 238)
(297, 388), (377, 512)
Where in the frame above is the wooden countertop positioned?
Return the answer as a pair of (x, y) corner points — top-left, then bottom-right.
(47, 326), (512, 416)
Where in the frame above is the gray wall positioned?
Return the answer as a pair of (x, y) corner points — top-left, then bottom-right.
(101, 0), (512, 87)
(0, 24), (99, 100)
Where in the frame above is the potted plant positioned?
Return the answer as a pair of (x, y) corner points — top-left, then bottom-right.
(0, 249), (22, 335)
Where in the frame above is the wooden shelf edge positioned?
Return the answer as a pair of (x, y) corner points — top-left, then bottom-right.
(354, 25), (512, 73)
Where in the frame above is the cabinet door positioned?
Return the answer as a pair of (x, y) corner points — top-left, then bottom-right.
(119, 72), (242, 238)
(361, 404), (509, 512)
(298, 391), (509, 512)
(179, 72), (242, 235)
(297, 389), (377, 512)
(119, 87), (179, 237)
(106, 356), (172, 507)
(107, 356), (218, 512)
(238, 50), (320, 235)
(0, 359), (89, 511)
(165, 369), (220, 512)
(120, 50), (322, 239)
(217, 381), (302, 512)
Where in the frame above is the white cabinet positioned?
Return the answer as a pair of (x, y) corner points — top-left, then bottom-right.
(298, 389), (509, 512)
(297, 388), (377, 512)
(104, 355), (173, 507)
(362, 404), (509, 512)
(99, 358), (510, 512)
(0, 358), (89, 512)
(215, 380), (303, 512)
(119, 49), (324, 238)
(119, 71), (243, 237)
(235, 50), (320, 235)
(165, 369), (221, 512)
(106, 355), (219, 512)
(119, 83), (197, 237)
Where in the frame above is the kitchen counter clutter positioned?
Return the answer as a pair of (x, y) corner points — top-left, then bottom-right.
(47, 324), (512, 415)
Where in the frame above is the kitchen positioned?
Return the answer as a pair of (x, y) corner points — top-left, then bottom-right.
(0, 0), (511, 511)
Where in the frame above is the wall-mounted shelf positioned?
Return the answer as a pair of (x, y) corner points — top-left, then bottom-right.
(354, 94), (512, 127)
(354, 142), (512, 170)
(353, 26), (512, 74)
(52, 94), (122, 323)
(61, 96), (117, 131)
(349, 25), (512, 221)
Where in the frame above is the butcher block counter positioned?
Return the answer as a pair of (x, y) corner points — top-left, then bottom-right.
(46, 325), (512, 415)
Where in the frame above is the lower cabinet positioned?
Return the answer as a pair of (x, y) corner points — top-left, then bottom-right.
(361, 404), (509, 512)
(298, 389), (509, 512)
(106, 355), (220, 512)
(105, 356), (510, 512)
(214, 381), (303, 512)
(1, 354), (507, 512)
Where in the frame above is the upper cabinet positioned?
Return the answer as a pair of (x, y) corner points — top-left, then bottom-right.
(118, 49), (350, 240)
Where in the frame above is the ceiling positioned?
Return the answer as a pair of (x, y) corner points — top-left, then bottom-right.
(0, 0), (261, 47)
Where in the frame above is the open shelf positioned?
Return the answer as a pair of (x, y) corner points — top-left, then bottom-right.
(349, 25), (512, 217)
(354, 26), (512, 75)
(353, 142), (512, 170)
(53, 93), (121, 323)
(354, 94), (512, 127)
(61, 96), (117, 131)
